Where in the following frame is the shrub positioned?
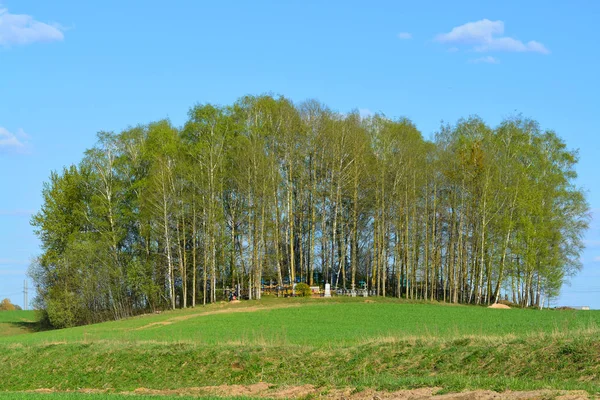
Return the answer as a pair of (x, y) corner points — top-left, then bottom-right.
(295, 283), (312, 297)
(46, 288), (83, 328)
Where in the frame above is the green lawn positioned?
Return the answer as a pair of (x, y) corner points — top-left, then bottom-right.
(1, 297), (598, 346)
(1, 298), (599, 396)
(0, 310), (38, 338)
(0, 310), (37, 323)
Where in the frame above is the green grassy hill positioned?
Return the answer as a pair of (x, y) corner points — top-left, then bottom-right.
(0, 310), (38, 338)
(0, 310), (37, 323)
(1, 298), (599, 398)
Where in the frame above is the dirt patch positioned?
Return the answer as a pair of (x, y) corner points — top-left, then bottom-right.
(433, 390), (589, 399)
(488, 303), (511, 309)
(271, 384), (317, 398)
(132, 383), (273, 397)
(128, 386), (592, 399)
(24, 386), (592, 399)
(328, 387), (439, 400)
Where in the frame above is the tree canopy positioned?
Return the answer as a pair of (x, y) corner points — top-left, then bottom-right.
(0, 298), (17, 311)
(30, 95), (589, 328)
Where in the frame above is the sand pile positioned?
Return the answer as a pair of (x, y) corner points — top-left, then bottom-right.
(488, 303), (510, 309)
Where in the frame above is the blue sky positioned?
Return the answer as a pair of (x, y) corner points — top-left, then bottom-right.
(1, 1), (599, 308)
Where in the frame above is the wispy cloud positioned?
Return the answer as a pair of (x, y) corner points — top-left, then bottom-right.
(0, 7), (64, 46)
(0, 209), (35, 216)
(397, 32), (412, 40)
(469, 56), (499, 64)
(0, 127), (30, 153)
(435, 19), (549, 54)
(594, 256), (600, 262)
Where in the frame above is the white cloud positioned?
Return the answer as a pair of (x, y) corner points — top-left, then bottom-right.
(397, 32), (412, 40)
(0, 7), (64, 46)
(435, 19), (549, 54)
(0, 127), (29, 152)
(436, 19), (504, 44)
(469, 56), (499, 64)
(594, 256), (600, 263)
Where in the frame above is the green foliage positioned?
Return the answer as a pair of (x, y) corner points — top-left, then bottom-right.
(45, 288), (82, 329)
(294, 283), (312, 297)
(29, 95), (589, 328)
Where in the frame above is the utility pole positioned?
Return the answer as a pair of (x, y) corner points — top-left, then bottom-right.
(23, 280), (28, 311)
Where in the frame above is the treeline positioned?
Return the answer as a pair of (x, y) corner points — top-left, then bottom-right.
(30, 95), (589, 328)
(0, 299), (21, 311)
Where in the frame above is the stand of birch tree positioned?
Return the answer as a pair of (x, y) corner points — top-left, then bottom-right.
(29, 95), (589, 328)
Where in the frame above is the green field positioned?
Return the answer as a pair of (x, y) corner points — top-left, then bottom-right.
(0, 310), (37, 323)
(1, 298), (598, 346)
(1, 298), (599, 398)
(0, 310), (38, 338)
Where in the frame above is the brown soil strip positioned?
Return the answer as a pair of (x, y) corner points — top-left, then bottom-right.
(26, 385), (592, 399)
(130, 385), (590, 399)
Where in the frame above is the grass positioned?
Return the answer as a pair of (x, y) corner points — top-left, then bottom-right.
(1, 297), (599, 397)
(1, 297), (598, 346)
(0, 310), (39, 337)
(0, 310), (37, 323)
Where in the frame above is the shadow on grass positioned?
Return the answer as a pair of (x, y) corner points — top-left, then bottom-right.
(7, 319), (50, 333)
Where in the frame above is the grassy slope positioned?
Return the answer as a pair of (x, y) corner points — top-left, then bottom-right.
(0, 310), (37, 323)
(1, 298), (598, 346)
(1, 298), (599, 395)
(0, 310), (38, 338)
